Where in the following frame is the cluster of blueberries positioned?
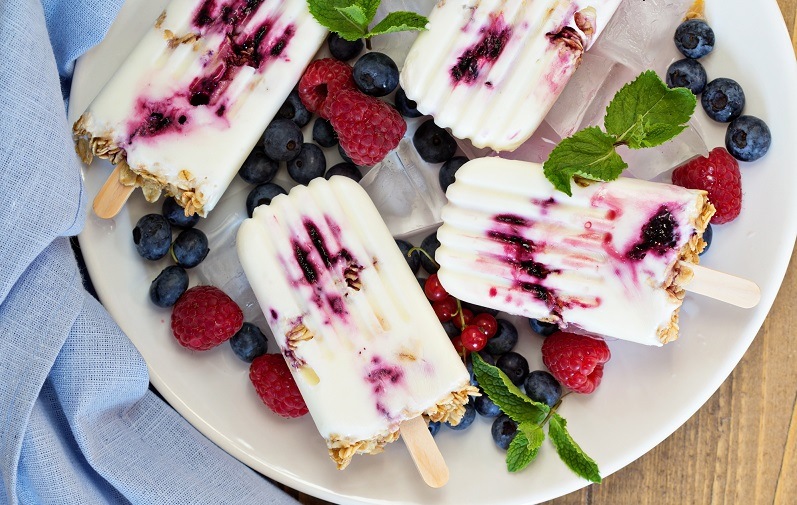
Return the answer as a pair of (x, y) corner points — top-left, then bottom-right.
(397, 229), (563, 451)
(666, 18), (771, 162)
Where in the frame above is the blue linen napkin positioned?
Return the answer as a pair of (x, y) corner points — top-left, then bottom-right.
(0, 2), (300, 504)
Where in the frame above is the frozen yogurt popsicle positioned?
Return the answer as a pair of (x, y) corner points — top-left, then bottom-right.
(237, 177), (477, 470)
(73, 0), (327, 216)
(400, 0), (622, 152)
(435, 158), (715, 346)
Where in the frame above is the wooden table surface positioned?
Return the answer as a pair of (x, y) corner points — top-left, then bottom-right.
(283, 2), (797, 503)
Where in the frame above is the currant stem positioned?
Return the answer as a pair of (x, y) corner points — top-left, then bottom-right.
(407, 246), (440, 270)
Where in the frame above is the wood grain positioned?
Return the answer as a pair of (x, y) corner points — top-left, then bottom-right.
(284, 3), (797, 503)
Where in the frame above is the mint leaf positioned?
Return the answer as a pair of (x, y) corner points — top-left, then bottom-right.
(368, 11), (428, 37)
(307, 0), (368, 40)
(604, 70), (696, 149)
(542, 127), (627, 196)
(472, 353), (548, 424)
(307, 0), (428, 41)
(335, 4), (369, 28)
(548, 412), (602, 483)
(506, 422), (545, 472)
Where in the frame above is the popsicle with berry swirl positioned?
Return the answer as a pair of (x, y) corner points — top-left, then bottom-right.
(73, 0), (327, 217)
(237, 176), (477, 472)
(435, 158), (716, 346)
(400, 0), (622, 152)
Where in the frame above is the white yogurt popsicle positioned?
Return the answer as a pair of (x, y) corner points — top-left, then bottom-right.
(436, 158), (715, 346)
(237, 177), (476, 469)
(73, 0), (327, 216)
(400, 0), (622, 152)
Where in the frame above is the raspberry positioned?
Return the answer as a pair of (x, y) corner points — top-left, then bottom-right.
(249, 354), (308, 418)
(298, 58), (355, 119)
(170, 286), (243, 351)
(672, 147), (741, 224)
(326, 89), (406, 166)
(541, 331), (610, 394)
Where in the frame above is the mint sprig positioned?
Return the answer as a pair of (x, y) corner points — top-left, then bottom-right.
(543, 70), (697, 195)
(472, 354), (601, 481)
(307, 0), (428, 45)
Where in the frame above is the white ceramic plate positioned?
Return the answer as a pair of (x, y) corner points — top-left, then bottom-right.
(70, 1), (797, 504)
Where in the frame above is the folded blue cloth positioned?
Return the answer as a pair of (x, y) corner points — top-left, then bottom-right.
(0, 2), (299, 503)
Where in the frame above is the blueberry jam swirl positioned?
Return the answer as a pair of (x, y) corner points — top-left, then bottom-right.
(289, 218), (362, 320)
(626, 206), (680, 261)
(450, 14), (511, 84)
(126, 0), (295, 142)
(366, 357), (405, 420)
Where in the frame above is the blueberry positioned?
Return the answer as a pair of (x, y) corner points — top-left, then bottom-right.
(325, 162), (362, 182)
(523, 370), (562, 408)
(261, 119), (303, 161)
(460, 301), (499, 317)
(327, 33), (364, 61)
(149, 265), (188, 308)
(485, 319), (518, 355)
(475, 391), (502, 418)
(725, 115), (771, 162)
(666, 58), (707, 95)
(446, 397), (476, 430)
(420, 231), (441, 273)
(701, 78), (745, 123)
(170, 228), (209, 268)
(699, 223), (712, 257)
(288, 143), (326, 184)
(413, 119), (457, 163)
(395, 239), (421, 274)
(338, 143), (354, 164)
(162, 197), (200, 229)
(352, 52), (399, 97)
(496, 351), (529, 386)
(428, 420), (441, 437)
(133, 214), (171, 260)
(238, 149), (279, 185)
(442, 320), (460, 338)
(277, 89), (311, 127)
(229, 322), (270, 362)
(465, 352), (495, 387)
(312, 117), (338, 148)
(439, 156), (468, 192)
(491, 414), (518, 450)
(674, 19), (715, 59)
(246, 183), (287, 218)
(529, 318), (559, 337)
(394, 87), (423, 118)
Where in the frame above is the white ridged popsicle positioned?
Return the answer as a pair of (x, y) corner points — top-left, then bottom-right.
(73, 0), (327, 216)
(435, 158), (715, 346)
(400, 0), (623, 152)
(237, 177), (475, 470)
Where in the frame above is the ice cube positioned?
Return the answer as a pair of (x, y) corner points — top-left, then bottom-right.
(590, 0), (692, 73)
(619, 118), (709, 182)
(195, 180), (271, 331)
(495, 120), (561, 164)
(544, 52), (616, 139)
(371, 0), (438, 69)
(359, 137), (445, 238)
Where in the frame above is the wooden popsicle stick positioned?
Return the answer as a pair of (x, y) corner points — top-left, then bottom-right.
(399, 416), (449, 488)
(93, 164), (135, 219)
(682, 261), (761, 309)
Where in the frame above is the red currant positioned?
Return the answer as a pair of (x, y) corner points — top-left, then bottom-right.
(424, 274), (448, 302)
(461, 325), (488, 352)
(432, 296), (457, 322)
(450, 334), (467, 356)
(473, 313), (498, 338)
